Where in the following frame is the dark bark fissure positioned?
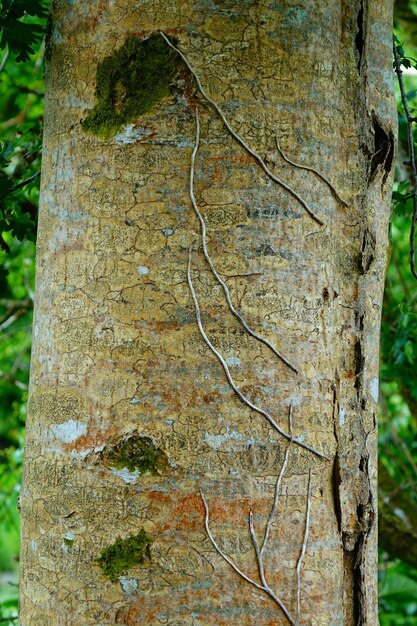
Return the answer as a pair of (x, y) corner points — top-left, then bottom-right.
(355, 0), (365, 71)
(347, 303), (376, 624)
(360, 228), (376, 274)
(332, 451), (343, 534)
(369, 114), (395, 185)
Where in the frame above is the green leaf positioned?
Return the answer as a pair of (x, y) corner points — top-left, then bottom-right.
(404, 340), (415, 364)
(10, 211), (35, 241)
(398, 180), (410, 193)
(380, 571), (417, 603)
(0, 19), (44, 62)
(0, 174), (12, 197)
(0, 265), (9, 292)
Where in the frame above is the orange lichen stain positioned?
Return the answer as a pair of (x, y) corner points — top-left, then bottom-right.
(62, 423), (121, 454)
(146, 491), (204, 530)
(170, 493), (205, 528)
(206, 153), (253, 166)
(206, 152), (254, 183)
(115, 605), (141, 625)
(146, 319), (182, 332)
(147, 491), (171, 503)
(208, 496), (272, 524)
(201, 391), (222, 404)
(66, 432), (99, 451)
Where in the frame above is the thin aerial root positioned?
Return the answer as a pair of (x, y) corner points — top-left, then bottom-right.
(201, 490), (296, 625)
(275, 138), (348, 207)
(161, 31), (323, 225)
(261, 403), (294, 557)
(296, 470), (313, 625)
(200, 490), (263, 588)
(187, 248), (329, 460)
(190, 108), (297, 374)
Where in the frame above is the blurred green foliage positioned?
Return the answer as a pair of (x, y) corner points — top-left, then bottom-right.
(378, 4), (417, 622)
(0, 1), (46, 622)
(0, 1), (416, 624)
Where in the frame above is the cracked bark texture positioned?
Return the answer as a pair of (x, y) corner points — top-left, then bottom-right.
(19, 1), (395, 624)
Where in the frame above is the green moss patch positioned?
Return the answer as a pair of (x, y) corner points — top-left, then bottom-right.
(97, 530), (153, 582)
(82, 33), (179, 138)
(103, 434), (168, 475)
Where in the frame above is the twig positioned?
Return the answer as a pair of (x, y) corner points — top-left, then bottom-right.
(0, 298), (32, 326)
(296, 470), (313, 625)
(275, 138), (348, 207)
(190, 108), (297, 373)
(201, 490), (295, 625)
(187, 248), (328, 460)
(9, 171), (41, 193)
(0, 50), (10, 73)
(0, 369), (28, 390)
(161, 32), (323, 225)
(0, 312), (23, 332)
(0, 300), (32, 331)
(393, 43), (417, 280)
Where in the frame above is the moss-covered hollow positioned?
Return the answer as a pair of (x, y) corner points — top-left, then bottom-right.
(97, 530), (153, 582)
(102, 434), (168, 474)
(82, 33), (179, 138)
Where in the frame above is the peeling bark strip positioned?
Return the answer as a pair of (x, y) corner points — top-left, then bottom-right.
(20, 1), (395, 625)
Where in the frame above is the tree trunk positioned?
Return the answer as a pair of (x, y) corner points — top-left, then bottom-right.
(19, 1), (395, 624)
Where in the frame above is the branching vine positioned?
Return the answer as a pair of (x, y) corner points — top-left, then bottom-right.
(274, 138), (348, 208)
(191, 108), (298, 374)
(201, 406), (314, 626)
(187, 248), (327, 460)
(187, 102), (329, 459)
(159, 31), (349, 622)
(393, 39), (417, 280)
(161, 32), (324, 225)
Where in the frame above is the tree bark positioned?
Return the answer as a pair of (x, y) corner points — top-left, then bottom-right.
(20, 1), (395, 624)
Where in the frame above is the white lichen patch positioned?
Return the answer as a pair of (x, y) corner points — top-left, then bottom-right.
(137, 265), (150, 275)
(339, 409), (346, 427)
(111, 467), (140, 484)
(114, 124), (153, 145)
(204, 428), (244, 450)
(370, 377), (379, 403)
(225, 356), (241, 366)
(119, 576), (138, 598)
(70, 447), (92, 460)
(49, 420), (87, 443)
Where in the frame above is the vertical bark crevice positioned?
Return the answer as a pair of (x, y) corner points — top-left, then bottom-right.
(355, 0), (366, 71)
(369, 113), (395, 185)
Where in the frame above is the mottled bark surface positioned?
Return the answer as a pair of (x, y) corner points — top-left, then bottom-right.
(20, 1), (395, 624)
